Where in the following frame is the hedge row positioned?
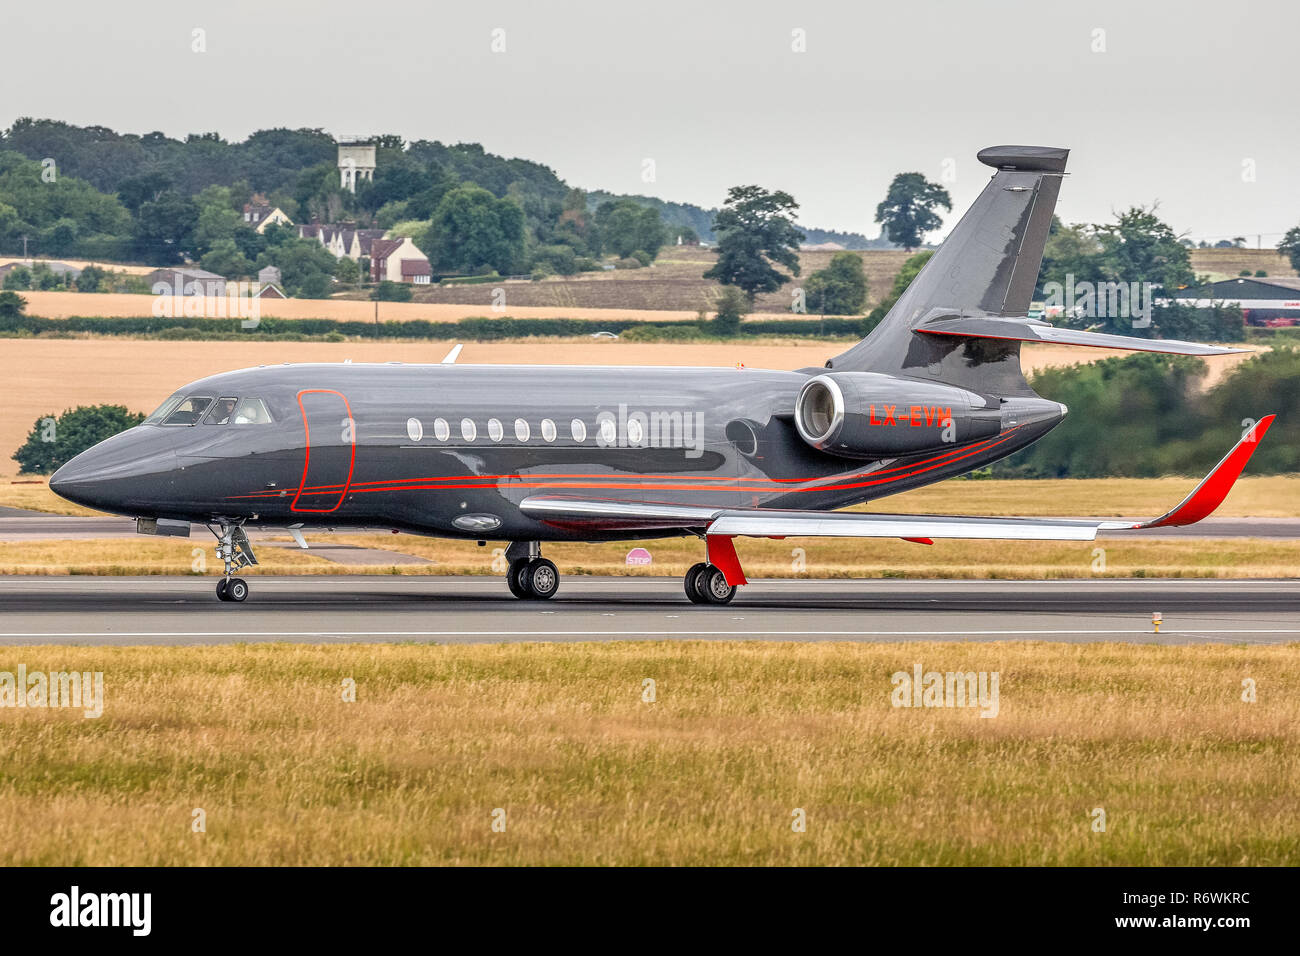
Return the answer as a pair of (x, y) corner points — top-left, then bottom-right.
(0, 313), (873, 341)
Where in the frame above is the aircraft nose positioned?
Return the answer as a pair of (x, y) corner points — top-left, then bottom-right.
(49, 429), (178, 513)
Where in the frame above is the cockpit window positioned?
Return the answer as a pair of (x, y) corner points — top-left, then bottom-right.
(203, 397), (239, 425)
(232, 397), (273, 425)
(160, 396), (215, 426)
(143, 392), (185, 425)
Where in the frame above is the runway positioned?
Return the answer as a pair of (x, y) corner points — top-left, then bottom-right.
(2, 512), (1300, 540)
(0, 576), (1295, 645)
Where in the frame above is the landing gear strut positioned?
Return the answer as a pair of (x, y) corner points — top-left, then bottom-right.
(209, 521), (258, 602)
(684, 561), (736, 605)
(505, 541), (559, 600)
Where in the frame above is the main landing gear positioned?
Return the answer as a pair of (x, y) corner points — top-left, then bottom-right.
(684, 562), (736, 605)
(209, 521), (258, 602)
(505, 541), (560, 600)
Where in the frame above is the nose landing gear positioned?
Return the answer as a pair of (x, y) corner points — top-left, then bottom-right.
(209, 521), (258, 602)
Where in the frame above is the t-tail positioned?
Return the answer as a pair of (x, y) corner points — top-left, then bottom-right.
(827, 145), (1247, 398)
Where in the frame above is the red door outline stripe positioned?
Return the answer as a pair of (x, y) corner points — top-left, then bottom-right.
(291, 389), (356, 514)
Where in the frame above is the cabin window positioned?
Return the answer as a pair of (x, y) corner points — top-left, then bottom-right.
(541, 419), (557, 442)
(433, 418), (450, 441)
(627, 418), (643, 445)
(514, 418), (530, 442)
(487, 418), (504, 442)
(406, 417), (423, 442)
(570, 419), (586, 442)
(203, 397), (240, 425)
(461, 418), (477, 442)
(599, 418), (617, 443)
(232, 398), (273, 425)
(160, 395), (214, 426)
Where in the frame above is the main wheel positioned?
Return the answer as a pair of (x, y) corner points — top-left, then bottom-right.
(523, 558), (560, 600)
(226, 577), (249, 602)
(216, 579), (230, 602)
(684, 562), (709, 603)
(700, 566), (736, 605)
(506, 559), (531, 598)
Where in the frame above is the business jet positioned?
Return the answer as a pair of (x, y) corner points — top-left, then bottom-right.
(50, 146), (1273, 603)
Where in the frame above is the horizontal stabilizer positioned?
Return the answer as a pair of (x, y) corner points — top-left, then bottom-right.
(917, 316), (1248, 356)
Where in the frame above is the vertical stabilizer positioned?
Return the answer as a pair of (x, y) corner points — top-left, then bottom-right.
(829, 145), (1067, 380)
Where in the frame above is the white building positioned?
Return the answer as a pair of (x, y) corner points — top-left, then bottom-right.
(338, 142), (376, 193)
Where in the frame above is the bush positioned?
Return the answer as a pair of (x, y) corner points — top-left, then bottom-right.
(710, 285), (748, 337)
(372, 281), (413, 302)
(0, 290), (26, 318)
(13, 404), (146, 475)
(3, 266), (32, 290)
(76, 264), (107, 293)
(613, 257), (642, 270)
(631, 249), (653, 267)
(620, 323), (705, 342)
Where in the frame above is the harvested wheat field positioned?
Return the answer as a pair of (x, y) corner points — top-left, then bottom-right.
(0, 338), (1256, 477)
(0, 641), (1295, 865)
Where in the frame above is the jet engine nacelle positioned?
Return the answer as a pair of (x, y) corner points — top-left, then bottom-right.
(793, 372), (1000, 458)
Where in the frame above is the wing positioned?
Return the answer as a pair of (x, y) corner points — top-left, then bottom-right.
(520, 415), (1274, 585)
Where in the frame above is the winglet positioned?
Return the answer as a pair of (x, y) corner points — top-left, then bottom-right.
(1103, 415), (1276, 530)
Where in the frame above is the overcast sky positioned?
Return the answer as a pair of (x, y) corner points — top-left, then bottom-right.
(4, 0), (1296, 243)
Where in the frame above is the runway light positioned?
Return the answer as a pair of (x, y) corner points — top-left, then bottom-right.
(1152, 611), (1162, 633)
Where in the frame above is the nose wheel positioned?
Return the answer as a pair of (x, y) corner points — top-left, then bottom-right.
(216, 577), (249, 602)
(208, 521), (258, 602)
(684, 562), (736, 605)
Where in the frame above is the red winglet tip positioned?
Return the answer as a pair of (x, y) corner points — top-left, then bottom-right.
(1149, 414), (1275, 528)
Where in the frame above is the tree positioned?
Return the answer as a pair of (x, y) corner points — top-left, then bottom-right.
(0, 290), (26, 318)
(333, 256), (360, 287)
(874, 173), (951, 252)
(76, 264), (107, 292)
(12, 405), (145, 475)
(704, 185), (803, 301)
(1094, 205), (1195, 294)
(1279, 226), (1300, 273)
(711, 285), (748, 336)
(804, 252), (868, 314)
(193, 185), (242, 253)
(134, 192), (197, 263)
(200, 238), (253, 278)
(423, 184), (526, 274)
(595, 200), (667, 260)
(866, 250), (933, 324)
(2, 265), (31, 290)
(261, 237), (338, 298)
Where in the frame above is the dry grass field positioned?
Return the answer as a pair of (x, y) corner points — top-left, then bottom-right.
(0, 338), (1257, 478)
(1188, 248), (1295, 281)
(0, 641), (1295, 865)
(2, 530), (1297, 579)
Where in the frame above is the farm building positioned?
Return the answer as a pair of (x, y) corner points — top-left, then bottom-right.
(146, 267), (227, 296)
(1166, 276), (1300, 326)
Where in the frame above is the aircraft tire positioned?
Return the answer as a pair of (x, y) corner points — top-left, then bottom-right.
(216, 579), (230, 602)
(684, 563), (709, 603)
(507, 560), (531, 598)
(700, 566), (736, 605)
(524, 559), (560, 600)
(226, 577), (249, 602)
